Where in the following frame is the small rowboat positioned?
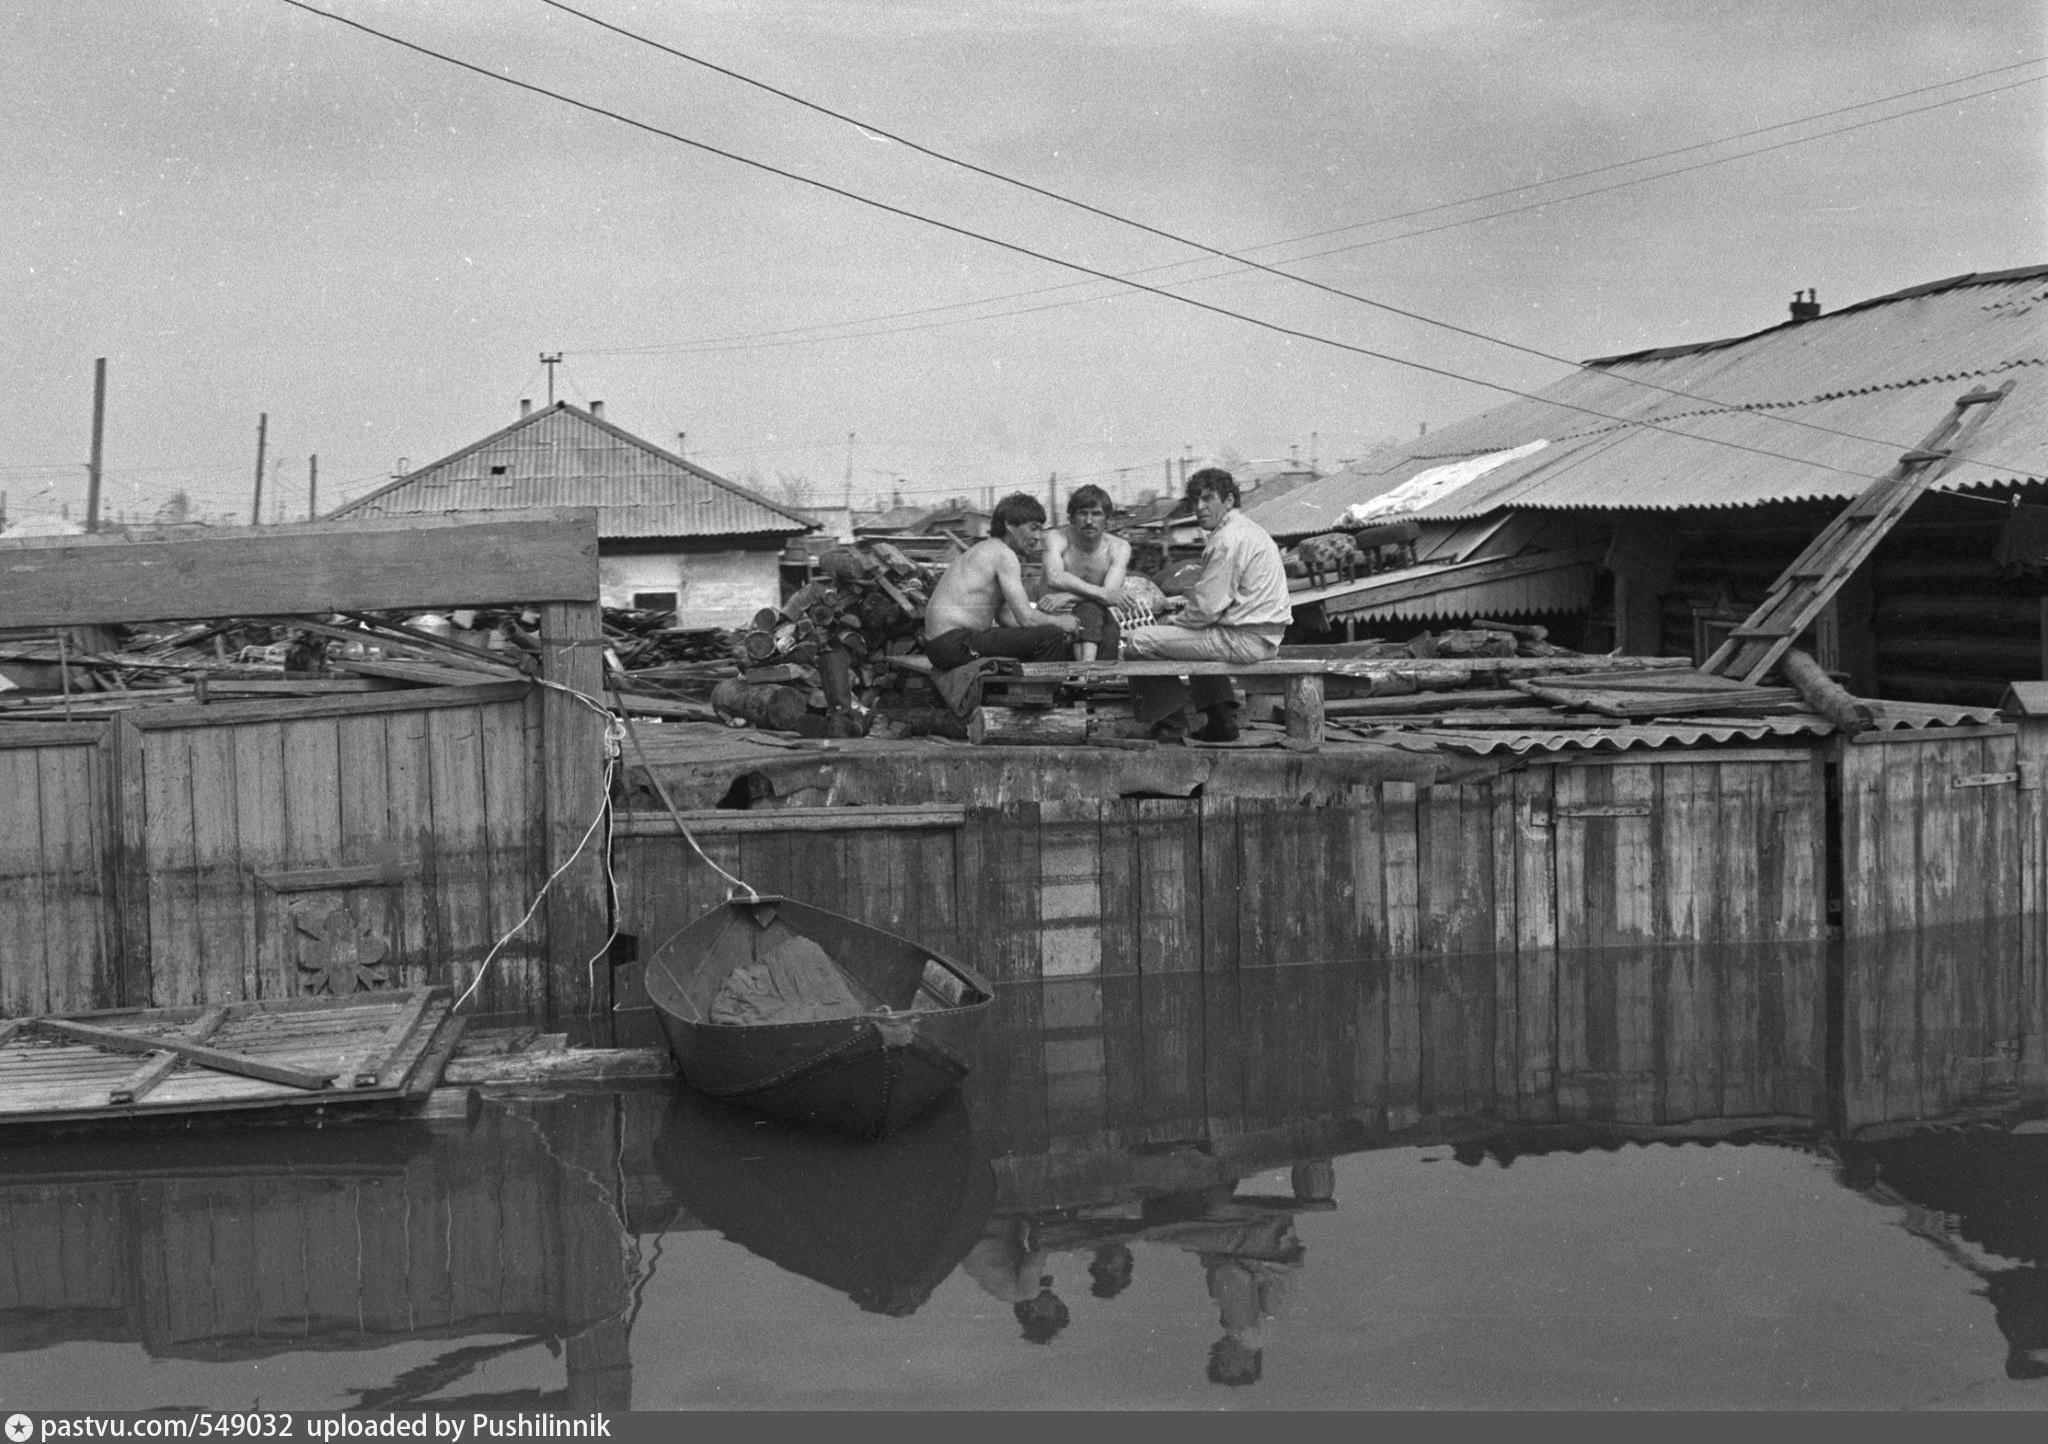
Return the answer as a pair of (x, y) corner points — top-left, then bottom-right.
(643, 894), (996, 1138)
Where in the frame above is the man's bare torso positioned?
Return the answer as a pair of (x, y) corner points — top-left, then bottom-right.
(924, 538), (1016, 636)
(1045, 527), (1129, 592)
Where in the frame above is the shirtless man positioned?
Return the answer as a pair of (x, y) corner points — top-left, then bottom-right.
(922, 492), (1081, 671)
(1039, 483), (1133, 663)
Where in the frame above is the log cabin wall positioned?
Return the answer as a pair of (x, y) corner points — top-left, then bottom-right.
(1651, 496), (2045, 704)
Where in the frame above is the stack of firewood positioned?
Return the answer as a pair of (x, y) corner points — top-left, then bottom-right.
(713, 541), (939, 735)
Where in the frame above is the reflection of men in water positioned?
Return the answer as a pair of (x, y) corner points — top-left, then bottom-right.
(1139, 1187), (1307, 1389)
(1204, 1254), (1297, 1387)
(1088, 1243), (1135, 1299)
(962, 1217), (1071, 1344)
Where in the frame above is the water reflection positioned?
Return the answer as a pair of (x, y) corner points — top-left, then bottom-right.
(653, 1088), (992, 1318)
(0, 928), (2045, 1407)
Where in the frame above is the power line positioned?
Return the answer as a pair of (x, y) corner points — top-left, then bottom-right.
(546, 0), (2046, 286)
(275, 0), (1976, 494)
(531, 0), (2043, 474)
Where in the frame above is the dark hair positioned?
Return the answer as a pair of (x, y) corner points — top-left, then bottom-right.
(1014, 1288), (1071, 1344)
(990, 492), (1048, 538)
(1087, 1244), (1135, 1300)
(1066, 484), (1114, 519)
(1185, 467), (1239, 506)
(1208, 1336), (1263, 1387)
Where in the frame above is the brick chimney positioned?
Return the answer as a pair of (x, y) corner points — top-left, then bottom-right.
(1789, 288), (1820, 322)
(589, 400), (604, 419)
(519, 398), (531, 417)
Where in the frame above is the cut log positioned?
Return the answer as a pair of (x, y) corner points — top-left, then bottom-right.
(711, 679), (809, 732)
(1779, 647), (1877, 735)
(1284, 674), (1325, 744)
(968, 705), (1090, 746)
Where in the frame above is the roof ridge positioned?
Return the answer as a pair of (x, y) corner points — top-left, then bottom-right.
(1582, 263), (2048, 368)
(328, 401), (816, 532)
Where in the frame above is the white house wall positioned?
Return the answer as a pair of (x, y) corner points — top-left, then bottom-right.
(598, 548), (780, 627)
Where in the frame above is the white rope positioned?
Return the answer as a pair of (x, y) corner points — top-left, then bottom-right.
(612, 694), (759, 900)
(453, 679), (623, 1014)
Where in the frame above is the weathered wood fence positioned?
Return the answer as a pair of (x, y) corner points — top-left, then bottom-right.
(617, 721), (2048, 1134)
(0, 511), (608, 1024)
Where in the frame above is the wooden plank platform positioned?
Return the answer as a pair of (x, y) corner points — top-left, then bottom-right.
(0, 988), (460, 1126)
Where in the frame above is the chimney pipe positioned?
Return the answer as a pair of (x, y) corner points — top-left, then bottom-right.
(519, 398), (531, 417)
(589, 400), (604, 419)
(1789, 288), (1821, 322)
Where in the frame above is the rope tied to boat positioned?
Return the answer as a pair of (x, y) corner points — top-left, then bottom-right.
(611, 690), (760, 901)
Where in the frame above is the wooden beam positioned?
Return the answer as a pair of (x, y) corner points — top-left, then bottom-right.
(36, 1018), (337, 1089)
(540, 600), (610, 1029)
(107, 1005), (228, 1104)
(129, 680), (529, 730)
(0, 509), (600, 627)
(350, 989), (437, 1087)
(612, 805), (966, 836)
(1009, 654), (1691, 680)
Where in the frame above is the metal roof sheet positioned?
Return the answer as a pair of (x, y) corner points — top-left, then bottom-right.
(330, 404), (815, 539)
(1398, 699), (1999, 755)
(1248, 268), (2048, 537)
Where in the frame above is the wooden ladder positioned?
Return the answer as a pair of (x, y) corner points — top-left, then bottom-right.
(1702, 380), (2015, 685)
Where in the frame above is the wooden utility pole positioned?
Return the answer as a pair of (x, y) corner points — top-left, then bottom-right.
(541, 352), (562, 406)
(1047, 471), (1058, 518)
(84, 358), (107, 533)
(307, 454), (318, 520)
(251, 413), (268, 526)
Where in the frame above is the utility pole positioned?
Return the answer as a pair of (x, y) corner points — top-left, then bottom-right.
(251, 412), (268, 527)
(843, 432), (855, 513)
(84, 358), (107, 533)
(1047, 471), (1058, 518)
(308, 454), (318, 520)
(271, 458), (285, 523)
(540, 352), (562, 406)
(1310, 431), (1319, 472)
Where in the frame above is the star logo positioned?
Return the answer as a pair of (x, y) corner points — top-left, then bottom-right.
(4, 1414), (32, 1443)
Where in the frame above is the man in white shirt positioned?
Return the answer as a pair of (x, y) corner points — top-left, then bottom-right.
(1122, 468), (1292, 742)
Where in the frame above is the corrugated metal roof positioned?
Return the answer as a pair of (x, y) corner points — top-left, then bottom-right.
(330, 404), (815, 539)
(1398, 699), (1999, 755)
(1248, 267), (2048, 537)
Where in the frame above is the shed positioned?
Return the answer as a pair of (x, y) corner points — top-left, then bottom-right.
(1249, 266), (2048, 703)
(328, 402), (815, 627)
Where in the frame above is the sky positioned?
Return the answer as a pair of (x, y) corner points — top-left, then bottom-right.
(3, 0), (2044, 528)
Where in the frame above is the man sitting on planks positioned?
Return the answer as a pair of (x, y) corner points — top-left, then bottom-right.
(1121, 467), (1292, 743)
(1035, 483), (1135, 664)
(923, 492), (1083, 671)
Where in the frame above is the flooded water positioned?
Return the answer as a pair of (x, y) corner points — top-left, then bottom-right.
(2, 957), (2046, 1411)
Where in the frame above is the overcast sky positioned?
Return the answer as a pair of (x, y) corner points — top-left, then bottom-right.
(4, 0), (2043, 526)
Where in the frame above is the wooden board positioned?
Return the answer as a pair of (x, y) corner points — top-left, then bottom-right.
(0, 510), (600, 627)
(0, 988), (459, 1125)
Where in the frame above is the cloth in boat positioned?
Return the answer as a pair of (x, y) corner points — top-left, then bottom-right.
(709, 932), (868, 1025)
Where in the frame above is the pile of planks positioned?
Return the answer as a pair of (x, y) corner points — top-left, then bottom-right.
(714, 542), (938, 737)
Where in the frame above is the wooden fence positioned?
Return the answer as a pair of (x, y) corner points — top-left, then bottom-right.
(0, 511), (608, 1025)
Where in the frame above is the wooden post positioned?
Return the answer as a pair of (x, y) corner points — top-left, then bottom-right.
(84, 358), (106, 533)
(307, 454), (318, 521)
(1284, 674), (1325, 745)
(251, 412), (267, 526)
(540, 599), (610, 1036)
